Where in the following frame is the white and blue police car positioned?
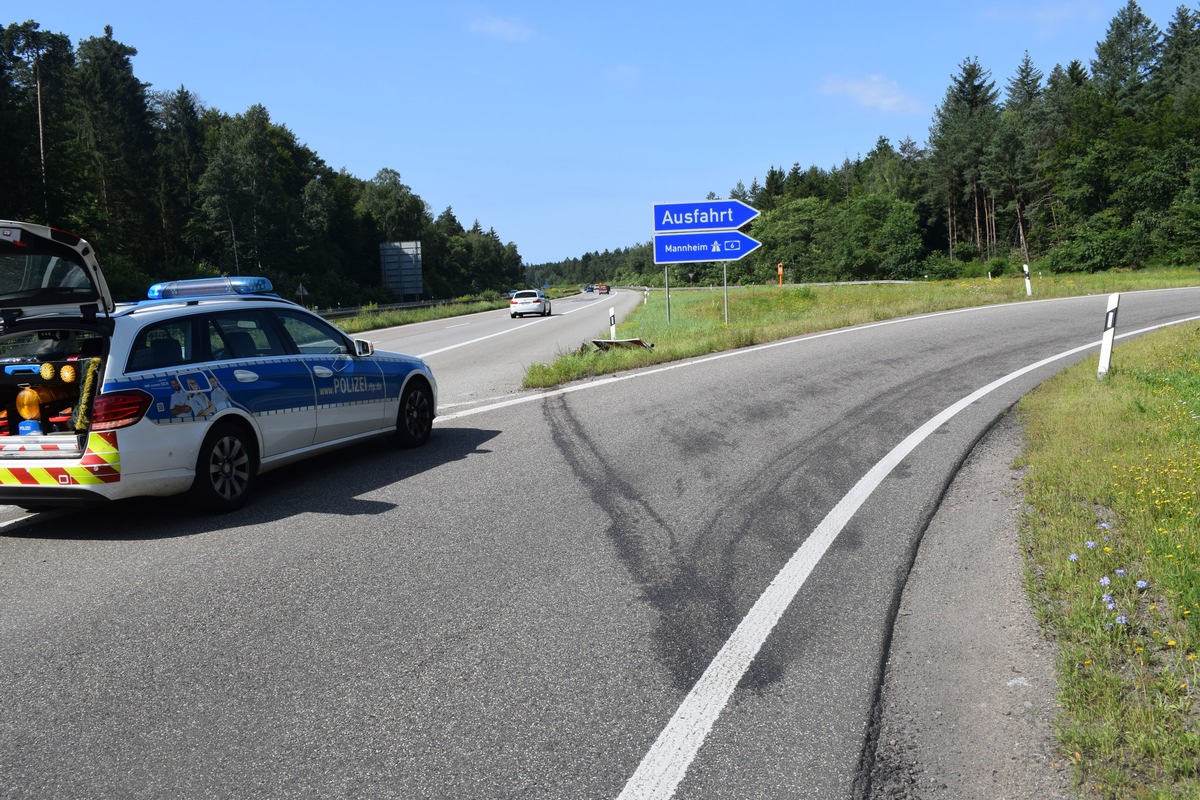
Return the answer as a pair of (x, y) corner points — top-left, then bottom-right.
(0, 220), (437, 512)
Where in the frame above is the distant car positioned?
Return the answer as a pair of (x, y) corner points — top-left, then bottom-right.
(0, 219), (437, 512)
(596, 284), (611, 294)
(585, 285), (594, 293)
(510, 289), (551, 318)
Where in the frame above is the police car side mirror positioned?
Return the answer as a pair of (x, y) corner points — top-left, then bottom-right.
(354, 339), (374, 357)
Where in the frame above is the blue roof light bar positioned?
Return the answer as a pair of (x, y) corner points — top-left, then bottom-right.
(147, 276), (274, 300)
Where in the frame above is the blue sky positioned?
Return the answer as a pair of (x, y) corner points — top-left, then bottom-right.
(9, 1), (1188, 264)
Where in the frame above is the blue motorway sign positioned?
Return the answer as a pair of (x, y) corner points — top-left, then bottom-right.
(654, 230), (762, 264)
(653, 199), (759, 233)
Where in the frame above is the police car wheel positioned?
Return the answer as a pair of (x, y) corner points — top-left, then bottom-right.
(395, 380), (434, 448)
(189, 421), (257, 511)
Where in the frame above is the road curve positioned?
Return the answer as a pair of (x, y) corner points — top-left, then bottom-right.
(1, 287), (1197, 799)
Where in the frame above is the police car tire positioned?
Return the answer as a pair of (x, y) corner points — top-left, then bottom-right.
(189, 420), (258, 511)
(396, 380), (434, 448)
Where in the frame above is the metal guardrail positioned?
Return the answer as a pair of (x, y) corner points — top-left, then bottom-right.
(311, 288), (597, 321)
(312, 297), (493, 321)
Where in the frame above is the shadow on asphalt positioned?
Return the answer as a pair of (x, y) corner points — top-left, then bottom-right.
(0, 426), (501, 541)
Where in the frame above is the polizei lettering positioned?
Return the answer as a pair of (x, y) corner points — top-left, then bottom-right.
(319, 375), (384, 397)
(660, 207), (736, 227)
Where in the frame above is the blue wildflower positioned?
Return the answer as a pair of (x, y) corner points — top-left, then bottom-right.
(1100, 576), (1111, 587)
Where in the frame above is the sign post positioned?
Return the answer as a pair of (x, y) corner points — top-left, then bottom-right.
(664, 265), (671, 324)
(723, 263), (730, 326)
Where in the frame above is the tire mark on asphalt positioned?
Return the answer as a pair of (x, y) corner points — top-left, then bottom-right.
(544, 395), (747, 691)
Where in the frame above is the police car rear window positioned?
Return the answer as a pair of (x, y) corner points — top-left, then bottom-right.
(207, 312), (287, 361)
(127, 322), (191, 372)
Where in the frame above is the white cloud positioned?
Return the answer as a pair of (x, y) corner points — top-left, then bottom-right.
(820, 75), (924, 115)
(468, 15), (535, 44)
(983, 2), (1106, 39)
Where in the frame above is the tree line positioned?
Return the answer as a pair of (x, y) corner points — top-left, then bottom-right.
(6, 4), (1199, 302)
(527, 1), (1200, 289)
(1, 22), (524, 305)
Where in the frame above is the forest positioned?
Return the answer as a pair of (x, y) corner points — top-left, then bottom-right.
(0, 21), (524, 306)
(530, 1), (1200, 289)
(3, 2), (1200, 304)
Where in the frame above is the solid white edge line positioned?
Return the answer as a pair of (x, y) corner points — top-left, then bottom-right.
(615, 313), (1200, 800)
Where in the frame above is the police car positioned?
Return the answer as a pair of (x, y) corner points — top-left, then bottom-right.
(0, 220), (437, 512)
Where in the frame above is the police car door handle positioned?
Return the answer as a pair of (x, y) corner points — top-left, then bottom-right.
(312, 366), (334, 378)
(233, 369), (259, 383)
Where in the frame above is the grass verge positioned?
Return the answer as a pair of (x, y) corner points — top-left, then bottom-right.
(1017, 327), (1200, 798)
(522, 270), (1200, 389)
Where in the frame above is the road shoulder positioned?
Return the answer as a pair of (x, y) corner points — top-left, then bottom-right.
(867, 412), (1078, 799)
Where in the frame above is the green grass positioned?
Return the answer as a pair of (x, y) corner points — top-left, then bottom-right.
(523, 269), (1200, 389)
(1017, 329), (1200, 798)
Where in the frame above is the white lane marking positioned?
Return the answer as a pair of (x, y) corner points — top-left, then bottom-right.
(416, 299), (623, 359)
(616, 312), (1200, 800)
(417, 318), (546, 358)
(438, 393), (526, 410)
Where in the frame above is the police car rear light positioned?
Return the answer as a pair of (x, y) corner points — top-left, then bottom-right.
(91, 389), (153, 431)
(146, 276), (273, 300)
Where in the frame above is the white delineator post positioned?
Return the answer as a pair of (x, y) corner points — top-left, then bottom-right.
(1098, 292), (1120, 379)
(1023, 264), (1033, 297)
(609, 307), (616, 340)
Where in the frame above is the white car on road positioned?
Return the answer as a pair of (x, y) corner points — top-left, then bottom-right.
(509, 289), (551, 318)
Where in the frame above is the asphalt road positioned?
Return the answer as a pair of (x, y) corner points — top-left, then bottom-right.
(2, 286), (1198, 799)
(368, 289), (645, 413)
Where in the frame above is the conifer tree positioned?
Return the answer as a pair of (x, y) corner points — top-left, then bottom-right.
(1091, 0), (1163, 111)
